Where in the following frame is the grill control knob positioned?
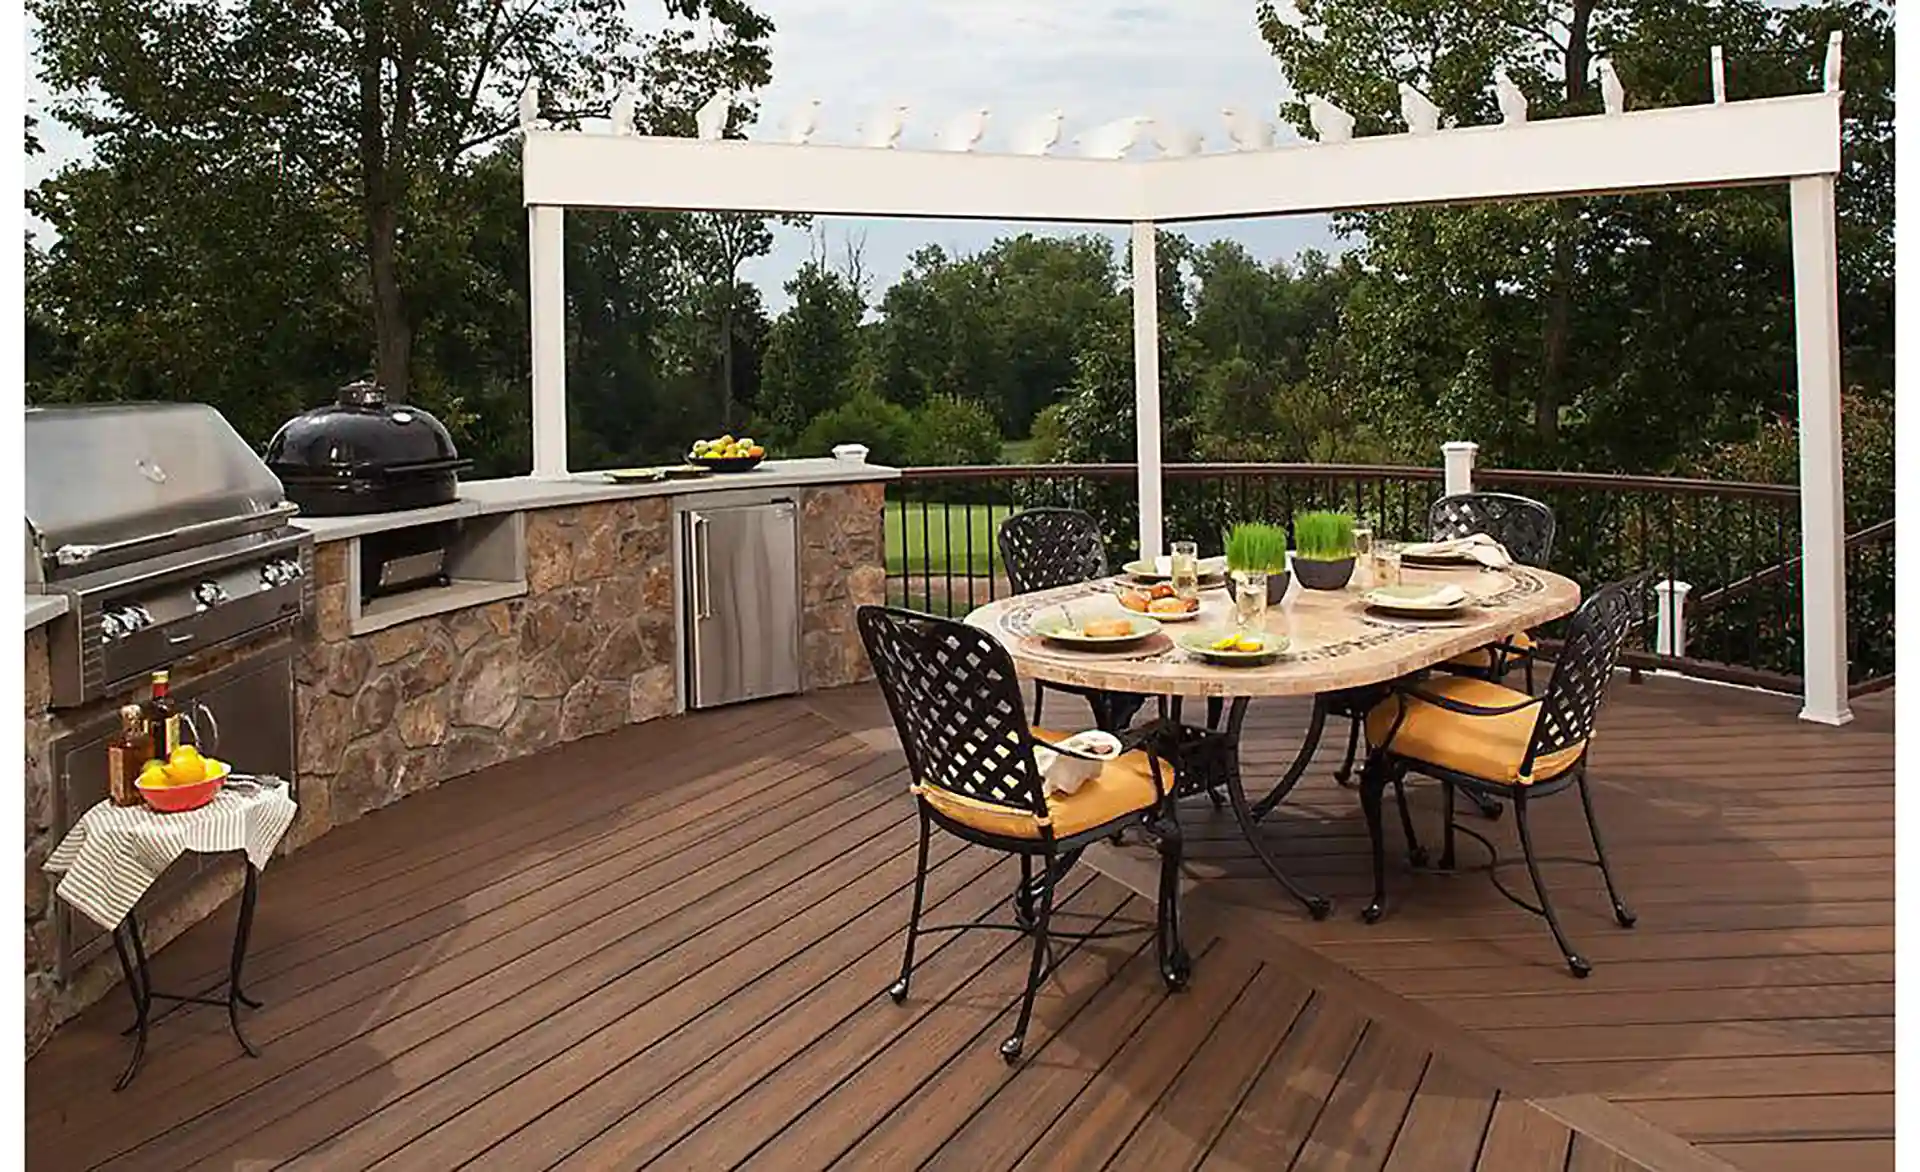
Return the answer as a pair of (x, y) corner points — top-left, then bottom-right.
(102, 605), (150, 641)
(193, 581), (229, 609)
(260, 558), (303, 587)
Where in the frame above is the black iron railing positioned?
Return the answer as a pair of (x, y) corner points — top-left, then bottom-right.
(884, 463), (1893, 693)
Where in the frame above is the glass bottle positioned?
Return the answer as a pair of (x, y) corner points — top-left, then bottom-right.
(144, 671), (182, 760)
(107, 704), (151, 807)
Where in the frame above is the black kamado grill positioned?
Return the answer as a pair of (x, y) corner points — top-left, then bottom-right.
(266, 380), (470, 517)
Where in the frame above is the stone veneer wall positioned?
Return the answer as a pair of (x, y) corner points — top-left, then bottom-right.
(294, 496), (678, 835)
(294, 480), (884, 838)
(23, 480), (886, 1057)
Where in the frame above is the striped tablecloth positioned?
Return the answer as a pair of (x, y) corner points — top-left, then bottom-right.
(43, 781), (298, 931)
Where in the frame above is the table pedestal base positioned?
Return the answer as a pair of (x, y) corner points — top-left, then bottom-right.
(109, 862), (261, 1091)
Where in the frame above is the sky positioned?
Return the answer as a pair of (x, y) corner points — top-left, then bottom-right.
(23, 1), (1344, 310)
(729, 0), (1342, 307)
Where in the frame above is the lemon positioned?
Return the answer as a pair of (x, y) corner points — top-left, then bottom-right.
(1234, 637), (1265, 653)
(165, 744), (206, 785)
(138, 763), (170, 790)
(1210, 633), (1241, 651)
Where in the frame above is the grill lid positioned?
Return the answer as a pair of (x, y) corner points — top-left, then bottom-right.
(266, 380), (464, 479)
(25, 404), (297, 581)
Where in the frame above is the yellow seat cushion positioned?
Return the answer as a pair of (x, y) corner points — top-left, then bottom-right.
(1364, 676), (1585, 785)
(916, 728), (1165, 840)
(1445, 629), (1536, 673)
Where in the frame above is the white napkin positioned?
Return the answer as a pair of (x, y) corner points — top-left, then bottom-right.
(1380, 582), (1469, 607)
(1034, 730), (1122, 796)
(1400, 533), (1513, 569)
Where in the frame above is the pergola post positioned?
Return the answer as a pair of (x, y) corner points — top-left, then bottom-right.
(1130, 220), (1164, 560)
(1788, 175), (1850, 725)
(529, 204), (569, 479)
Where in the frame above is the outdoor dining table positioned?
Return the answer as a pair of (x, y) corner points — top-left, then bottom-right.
(964, 560), (1582, 918)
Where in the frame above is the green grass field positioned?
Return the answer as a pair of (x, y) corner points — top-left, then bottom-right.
(885, 500), (1007, 578)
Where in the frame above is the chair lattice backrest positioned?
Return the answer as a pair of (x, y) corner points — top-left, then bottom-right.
(856, 606), (1049, 820)
(998, 507), (1108, 595)
(1428, 492), (1557, 566)
(1527, 576), (1644, 763)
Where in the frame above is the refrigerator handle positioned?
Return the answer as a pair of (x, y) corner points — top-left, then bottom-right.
(690, 512), (713, 620)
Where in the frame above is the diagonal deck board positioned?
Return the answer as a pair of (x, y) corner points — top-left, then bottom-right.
(25, 676), (1885, 1171)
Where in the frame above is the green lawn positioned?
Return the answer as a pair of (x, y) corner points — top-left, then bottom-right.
(885, 500), (1007, 578)
(999, 437), (1042, 463)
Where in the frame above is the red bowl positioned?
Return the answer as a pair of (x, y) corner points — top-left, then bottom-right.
(137, 759), (230, 813)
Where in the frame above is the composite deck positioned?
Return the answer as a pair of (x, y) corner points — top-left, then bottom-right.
(25, 678), (1891, 1171)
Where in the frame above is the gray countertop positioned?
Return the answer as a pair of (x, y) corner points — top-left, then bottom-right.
(293, 458), (899, 543)
(25, 594), (69, 632)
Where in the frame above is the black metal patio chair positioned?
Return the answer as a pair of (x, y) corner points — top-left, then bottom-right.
(1329, 491), (1558, 823)
(857, 605), (1190, 1062)
(1429, 491), (1558, 691)
(1355, 574), (1642, 978)
(996, 508), (1148, 733)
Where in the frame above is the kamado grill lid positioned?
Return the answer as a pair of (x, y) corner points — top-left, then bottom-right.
(266, 380), (470, 516)
(266, 380), (465, 478)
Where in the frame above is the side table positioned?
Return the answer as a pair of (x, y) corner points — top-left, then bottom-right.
(42, 777), (297, 1091)
(109, 859), (263, 1091)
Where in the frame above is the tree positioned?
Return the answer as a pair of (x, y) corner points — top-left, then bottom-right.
(31, 0), (774, 401)
(865, 235), (1125, 436)
(1257, 0), (1894, 473)
(757, 260), (866, 440)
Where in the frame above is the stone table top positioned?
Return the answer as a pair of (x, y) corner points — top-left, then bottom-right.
(964, 563), (1580, 698)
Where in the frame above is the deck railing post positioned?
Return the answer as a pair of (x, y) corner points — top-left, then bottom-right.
(1789, 174), (1851, 724)
(1652, 579), (1692, 658)
(1442, 442), (1477, 496)
(1131, 221), (1164, 560)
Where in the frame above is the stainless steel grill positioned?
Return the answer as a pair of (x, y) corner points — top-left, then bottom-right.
(26, 404), (314, 707)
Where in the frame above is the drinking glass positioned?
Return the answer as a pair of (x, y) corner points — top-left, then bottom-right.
(1373, 545), (1403, 588)
(1169, 540), (1200, 600)
(1231, 569), (1268, 633)
(1352, 523), (1374, 559)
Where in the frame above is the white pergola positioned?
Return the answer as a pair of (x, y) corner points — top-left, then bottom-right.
(520, 68), (1851, 725)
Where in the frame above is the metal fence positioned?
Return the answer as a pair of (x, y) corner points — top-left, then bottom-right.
(884, 462), (1893, 694)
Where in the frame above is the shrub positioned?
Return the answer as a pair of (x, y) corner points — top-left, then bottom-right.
(909, 394), (1002, 466)
(796, 390), (916, 466)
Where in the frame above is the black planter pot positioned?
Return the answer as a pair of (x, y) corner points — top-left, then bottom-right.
(1226, 570), (1291, 605)
(1292, 556), (1355, 591)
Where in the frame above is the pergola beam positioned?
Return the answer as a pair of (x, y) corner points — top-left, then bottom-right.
(522, 93), (1839, 222)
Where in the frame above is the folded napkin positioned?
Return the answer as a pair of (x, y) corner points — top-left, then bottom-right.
(1400, 533), (1513, 569)
(1380, 582), (1469, 607)
(1034, 730), (1122, 796)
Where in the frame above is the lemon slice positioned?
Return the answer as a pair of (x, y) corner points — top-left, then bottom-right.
(1233, 637), (1265, 653)
(1210, 633), (1241, 651)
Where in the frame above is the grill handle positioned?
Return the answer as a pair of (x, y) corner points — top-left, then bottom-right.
(52, 501), (302, 567)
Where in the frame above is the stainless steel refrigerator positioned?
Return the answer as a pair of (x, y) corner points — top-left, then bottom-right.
(682, 501), (803, 708)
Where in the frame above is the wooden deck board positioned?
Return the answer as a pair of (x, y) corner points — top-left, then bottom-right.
(25, 677), (1888, 1172)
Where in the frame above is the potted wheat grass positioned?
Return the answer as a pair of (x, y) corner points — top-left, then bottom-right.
(1291, 510), (1357, 590)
